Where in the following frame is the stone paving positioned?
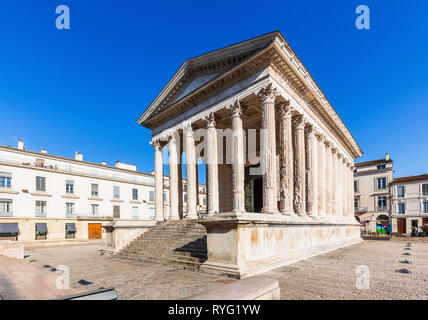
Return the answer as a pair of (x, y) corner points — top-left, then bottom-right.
(23, 240), (428, 300)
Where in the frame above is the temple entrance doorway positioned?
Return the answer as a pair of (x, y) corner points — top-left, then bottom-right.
(245, 166), (263, 213)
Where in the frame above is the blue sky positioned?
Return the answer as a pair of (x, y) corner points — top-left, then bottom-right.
(0, 0), (426, 182)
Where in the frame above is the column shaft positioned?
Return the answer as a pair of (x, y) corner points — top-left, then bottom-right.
(153, 140), (164, 221)
(258, 85), (278, 214)
(205, 113), (219, 215)
(324, 142), (332, 217)
(184, 123), (198, 219)
(294, 115), (306, 216)
(168, 133), (180, 220)
(316, 135), (326, 218)
(331, 148), (337, 218)
(336, 154), (343, 219)
(228, 101), (245, 213)
(279, 103), (295, 216)
(306, 127), (318, 218)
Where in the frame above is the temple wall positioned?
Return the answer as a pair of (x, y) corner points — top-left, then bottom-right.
(200, 215), (361, 279)
(218, 164), (233, 212)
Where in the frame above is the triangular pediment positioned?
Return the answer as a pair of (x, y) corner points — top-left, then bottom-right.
(138, 31), (280, 125)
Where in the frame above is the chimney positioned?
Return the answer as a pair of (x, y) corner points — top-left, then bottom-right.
(101, 161), (107, 165)
(17, 138), (24, 150)
(41, 149), (47, 154)
(75, 151), (83, 161)
(385, 153), (390, 161)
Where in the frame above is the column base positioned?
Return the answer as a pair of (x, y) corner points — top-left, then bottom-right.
(280, 210), (297, 217)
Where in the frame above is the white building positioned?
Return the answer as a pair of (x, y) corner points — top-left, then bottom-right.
(0, 139), (206, 242)
(390, 174), (428, 234)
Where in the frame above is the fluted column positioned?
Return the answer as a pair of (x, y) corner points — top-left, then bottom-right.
(151, 139), (164, 221)
(306, 126), (318, 218)
(278, 102), (295, 216)
(184, 122), (198, 219)
(168, 133), (180, 220)
(342, 158), (348, 219)
(316, 134), (326, 218)
(294, 115), (306, 216)
(331, 147), (337, 219)
(228, 101), (245, 213)
(204, 112), (219, 215)
(258, 85), (278, 214)
(324, 141), (332, 218)
(349, 165), (355, 221)
(177, 136), (183, 218)
(336, 153), (343, 219)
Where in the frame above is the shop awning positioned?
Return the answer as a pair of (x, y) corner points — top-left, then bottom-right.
(66, 223), (76, 232)
(36, 223), (48, 233)
(0, 223), (18, 233)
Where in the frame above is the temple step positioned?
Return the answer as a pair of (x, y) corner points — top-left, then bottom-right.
(116, 220), (207, 270)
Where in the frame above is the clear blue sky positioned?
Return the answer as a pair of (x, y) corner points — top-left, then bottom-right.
(0, 0), (426, 181)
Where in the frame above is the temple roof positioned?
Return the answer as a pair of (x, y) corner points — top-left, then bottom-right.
(137, 31), (278, 126)
(137, 31), (363, 159)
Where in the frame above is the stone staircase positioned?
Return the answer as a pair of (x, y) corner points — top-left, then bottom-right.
(116, 220), (207, 271)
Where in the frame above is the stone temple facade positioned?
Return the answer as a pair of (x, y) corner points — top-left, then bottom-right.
(138, 31), (364, 278)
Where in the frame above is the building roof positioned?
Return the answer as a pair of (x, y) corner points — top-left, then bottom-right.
(0, 145), (152, 177)
(392, 174), (428, 184)
(137, 30), (363, 159)
(355, 158), (392, 168)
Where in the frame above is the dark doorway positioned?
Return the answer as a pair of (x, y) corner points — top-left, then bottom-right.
(253, 177), (263, 213)
(397, 218), (406, 234)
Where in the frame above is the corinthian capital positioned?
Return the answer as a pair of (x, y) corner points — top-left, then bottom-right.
(257, 84), (278, 104)
(150, 139), (162, 151)
(203, 112), (217, 128)
(227, 100), (244, 118)
(183, 121), (194, 137)
(278, 100), (292, 119)
(293, 114), (305, 130)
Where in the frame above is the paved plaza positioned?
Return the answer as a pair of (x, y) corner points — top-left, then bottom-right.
(22, 240), (428, 300)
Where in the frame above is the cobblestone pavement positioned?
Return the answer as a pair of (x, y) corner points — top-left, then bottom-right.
(24, 240), (428, 300)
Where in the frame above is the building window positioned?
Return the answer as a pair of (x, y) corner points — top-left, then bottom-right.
(36, 176), (46, 192)
(423, 201), (428, 213)
(149, 207), (155, 219)
(132, 206), (139, 219)
(113, 186), (120, 199)
(132, 188), (138, 200)
(0, 199), (12, 216)
(91, 184), (99, 196)
(66, 180), (74, 194)
(36, 200), (47, 216)
(113, 205), (120, 218)
(397, 186), (405, 198)
(354, 181), (358, 193)
(91, 204), (99, 216)
(0, 172), (12, 188)
(203, 197), (206, 206)
(377, 165), (386, 170)
(183, 184), (187, 192)
(354, 197), (359, 209)
(163, 192), (166, 202)
(377, 196), (387, 211)
(149, 190), (154, 201)
(65, 202), (75, 217)
(398, 203), (405, 214)
(184, 194), (187, 202)
(423, 184), (428, 196)
(377, 177), (387, 190)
